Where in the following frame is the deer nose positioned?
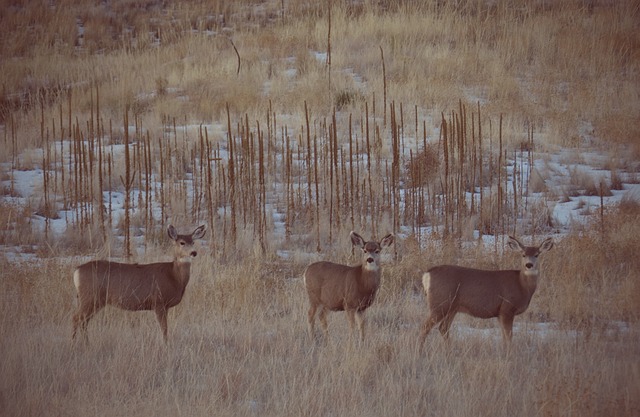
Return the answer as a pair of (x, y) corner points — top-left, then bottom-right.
(190, 251), (198, 257)
(367, 257), (374, 263)
(525, 262), (533, 269)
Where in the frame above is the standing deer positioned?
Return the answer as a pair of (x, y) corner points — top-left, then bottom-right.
(72, 224), (206, 343)
(419, 236), (554, 351)
(303, 231), (394, 342)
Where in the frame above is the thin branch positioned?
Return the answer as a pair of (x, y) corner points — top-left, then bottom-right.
(228, 37), (241, 76)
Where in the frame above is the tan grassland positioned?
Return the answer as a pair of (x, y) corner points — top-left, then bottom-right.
(1, 210), (639, 416)
(1, 0), (639, 416)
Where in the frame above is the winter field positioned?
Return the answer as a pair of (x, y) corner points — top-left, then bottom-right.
(1, 1), (639, 416)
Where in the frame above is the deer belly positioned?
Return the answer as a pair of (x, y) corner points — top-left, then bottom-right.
(108, 290), (167, 311)
(355, 295), (376, 311)
(115, 297), (156, 311)
(323, 299), (346, 311)
(458, 304), (500, 319)
(513, 300), (531, 316)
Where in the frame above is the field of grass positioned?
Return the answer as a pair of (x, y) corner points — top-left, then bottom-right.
(1, 0), (639, 416)
(1, 223), (639, 416)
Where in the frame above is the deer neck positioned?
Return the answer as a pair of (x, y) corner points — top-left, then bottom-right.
(358, 265), (381, 291)
(519, 269), (539, 297)
(172, 258), (192, 288)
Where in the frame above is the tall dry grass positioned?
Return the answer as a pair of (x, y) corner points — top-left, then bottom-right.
(1, 1), (639, 415)
(1, 218), (639, 416)
(2, 0), (637, 255)
(2, 0), (638, 155)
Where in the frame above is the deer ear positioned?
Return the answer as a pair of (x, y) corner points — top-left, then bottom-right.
(167, 225), (178, 241)
(507, 236), (524, 252)
(539, 237), (554, 253)
(193, 225), (207, 239)
(350, 231), (365, 249)
(380, 234), (394, 248)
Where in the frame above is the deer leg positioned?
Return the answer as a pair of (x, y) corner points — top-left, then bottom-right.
(498, 313), (514, 343)
(346, 309), (356, 337)
(354, 311), (366, 342)
(438, 312), (456, 340)
(72, 311), (84, 341)
(318, 306), (329, 338)
(72, 304), (99, 343)
(155, 307), (169, 343)
(419, 312), (441, 353)
(307, 304), (318, 339)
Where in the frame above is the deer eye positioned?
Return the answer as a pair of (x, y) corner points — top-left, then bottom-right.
(180, 241), (186, 246)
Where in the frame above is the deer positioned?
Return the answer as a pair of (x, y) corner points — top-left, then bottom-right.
(419, 235), (554, 352)
(303, 231), (394, 342)
(71, 224), (206, 343)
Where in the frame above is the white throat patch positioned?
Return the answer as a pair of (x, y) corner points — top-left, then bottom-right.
(176, 255), (194, 264)
(364, 261), (379, 272)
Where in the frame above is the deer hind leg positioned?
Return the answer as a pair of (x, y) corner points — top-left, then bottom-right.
(438, 311), (457, 340)
(307, 303), (322, 339)
(419, 312), (442, 353)
(318, 306), (329, 338)
(72, 302), (100, 343)
(71, 311), (85, 342)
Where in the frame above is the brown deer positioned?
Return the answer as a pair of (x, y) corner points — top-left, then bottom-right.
(419, 236), (554, 351)
(303, 231), (394, 341)
(72, 224), (206, 343)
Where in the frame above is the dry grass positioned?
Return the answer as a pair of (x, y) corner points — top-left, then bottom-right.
(1, 0), (637, 249)
(1, 1), (640, 416)
(1, 1), (639, 154)
(1, 222), (639, 416)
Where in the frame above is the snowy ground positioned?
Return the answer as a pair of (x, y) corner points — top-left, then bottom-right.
(2, 131), (640, 255)
(2, 50), (639, 287)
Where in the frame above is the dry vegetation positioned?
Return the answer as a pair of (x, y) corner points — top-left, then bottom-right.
(1, 218), (639, 416)
(1, 0), (639, 416)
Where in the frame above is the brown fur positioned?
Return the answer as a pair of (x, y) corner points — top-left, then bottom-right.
(303, 231), (394, 341)
(419, 236), (554, 351)
(72, 224), (206, 343)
